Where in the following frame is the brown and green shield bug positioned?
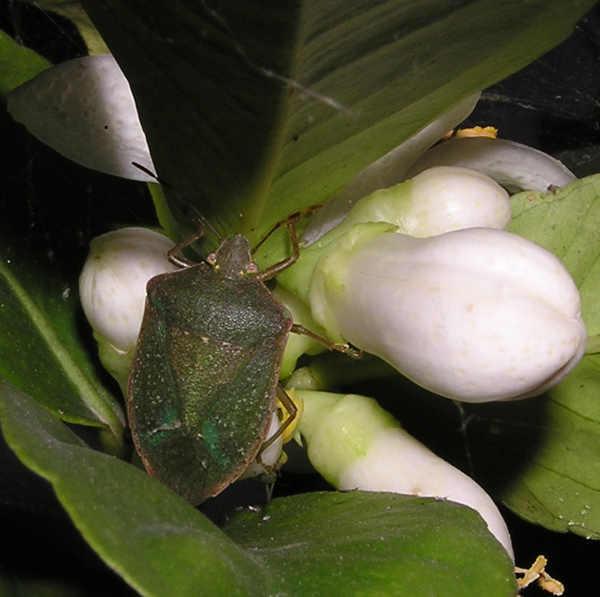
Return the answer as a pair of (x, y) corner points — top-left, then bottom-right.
(127, 208), (358, 505)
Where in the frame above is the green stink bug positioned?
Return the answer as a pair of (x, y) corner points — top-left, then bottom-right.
(127, 210), (357, 505)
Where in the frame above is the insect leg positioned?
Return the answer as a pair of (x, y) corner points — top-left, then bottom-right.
(166, 229), (209, 268)
(254, 205), (321, 281)
(131, 161), (221, 267)
(291, 324), (363, 359)
(259, 385), (299, 454)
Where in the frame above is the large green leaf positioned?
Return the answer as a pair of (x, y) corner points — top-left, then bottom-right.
(225, 492), (517, 597)
(493, 174), (600, 536)
(0, 379), (268, 597)
(0, 380), (517, 597)
(78, 0), (596, 246)
(498, 353), (600, 536)
(0, 236), (123, 435)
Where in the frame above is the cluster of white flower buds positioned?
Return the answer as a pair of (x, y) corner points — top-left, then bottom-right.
(9, 54), (588, 559)
(281, 165), (586, 403)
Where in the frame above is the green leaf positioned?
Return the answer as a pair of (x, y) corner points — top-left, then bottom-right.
(510, 173), (600, 337)
(0, 379), (268, 597)
(78, 0), (596, 246)
(0, 30), (49, 98)
(226, 491), (517, 597)
(0, 236), (123, 436)
(0, 380), (517, 597)
(497, 353), (600, 537)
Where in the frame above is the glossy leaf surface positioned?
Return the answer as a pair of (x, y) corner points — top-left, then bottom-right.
(0, 379), (268, 597)
(498, 175), (600, 536)
(226, 491), (517, 597)
(0, 379), (517, 597)
(79, 0), (596, 247)
(0, 222), (123, 446)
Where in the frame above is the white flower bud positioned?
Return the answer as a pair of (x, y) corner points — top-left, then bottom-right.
(297, 390), (514, 558)
(272, 285), (329, 379)
(8, 55), (155, 180)
(79, 227), (178, 354)
(240, 412), (284, 479)
(307, 227), (586, 402)
(405, 137), (576, 193)
(323, 166), (511, 242)
(302, 94), (481, 245)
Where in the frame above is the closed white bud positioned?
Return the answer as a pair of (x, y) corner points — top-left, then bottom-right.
(306, 226), (586, 402)
(326, 166), (511, 241)
(405, 137), (577, 193)
(79, 227), (177, 354)
(8, 55), (155, 180)
(297, 390), (514, 558)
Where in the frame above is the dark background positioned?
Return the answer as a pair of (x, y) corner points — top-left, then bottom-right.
(1, 0), (600, 594)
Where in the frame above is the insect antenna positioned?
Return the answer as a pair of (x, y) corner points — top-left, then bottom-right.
(132, 162), (222, 265)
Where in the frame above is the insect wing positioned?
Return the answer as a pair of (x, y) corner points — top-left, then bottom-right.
(128, 265), (292, 504)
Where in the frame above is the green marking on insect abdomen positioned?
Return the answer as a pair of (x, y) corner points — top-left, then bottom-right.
(142, 403), (181, 448)
(202, 418), (232, 469)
